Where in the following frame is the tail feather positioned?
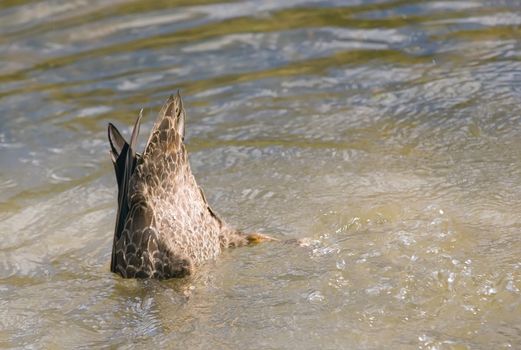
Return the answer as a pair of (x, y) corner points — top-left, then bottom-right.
(108, 113), (142, 273)
(108, 123), (128, 186)
(144, 91), (186, 158)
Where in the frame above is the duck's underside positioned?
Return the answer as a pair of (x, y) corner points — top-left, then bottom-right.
(107, 93), (274, 279)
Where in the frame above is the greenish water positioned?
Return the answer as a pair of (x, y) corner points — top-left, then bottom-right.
(1, 0), (521, 348)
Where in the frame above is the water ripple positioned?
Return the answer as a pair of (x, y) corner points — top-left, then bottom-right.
(1, 0), (521, 348)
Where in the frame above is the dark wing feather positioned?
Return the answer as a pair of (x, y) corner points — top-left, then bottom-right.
(109, 112), (142, 273)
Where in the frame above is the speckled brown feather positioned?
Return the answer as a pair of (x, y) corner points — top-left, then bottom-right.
(107, 93), (258, 279)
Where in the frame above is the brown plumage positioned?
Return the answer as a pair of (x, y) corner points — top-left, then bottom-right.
(107, 92), (274, 279)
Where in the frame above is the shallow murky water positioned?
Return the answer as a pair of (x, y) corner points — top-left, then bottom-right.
(1, 0), (521, 348)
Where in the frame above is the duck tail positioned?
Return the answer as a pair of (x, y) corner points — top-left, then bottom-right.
(107, 111), (142, 272)
(143, 91), (186, 158)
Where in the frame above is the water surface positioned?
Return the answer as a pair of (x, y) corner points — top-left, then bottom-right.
(1, 0), (521, 348)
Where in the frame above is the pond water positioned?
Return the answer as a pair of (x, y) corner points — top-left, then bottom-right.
(1, 0), (521, 348)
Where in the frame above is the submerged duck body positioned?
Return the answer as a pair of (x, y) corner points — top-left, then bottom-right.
(108, 93), (271, 279)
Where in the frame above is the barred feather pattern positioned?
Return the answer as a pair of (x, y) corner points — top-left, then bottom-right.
(110, 94), (248, 279)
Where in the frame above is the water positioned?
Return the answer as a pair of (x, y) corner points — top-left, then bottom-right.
(1, 0), (521, 348)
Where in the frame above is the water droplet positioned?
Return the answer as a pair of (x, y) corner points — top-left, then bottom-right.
(448, 272), (456, 285)
(307, 290), (325, 303)
(506, 280), (519, 293)
(336, 259), (346, 270)
(481, 286), (497, 296)
(395, 287), (407, 300)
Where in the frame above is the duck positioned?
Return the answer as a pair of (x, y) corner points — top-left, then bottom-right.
(107, 92), (275, 279)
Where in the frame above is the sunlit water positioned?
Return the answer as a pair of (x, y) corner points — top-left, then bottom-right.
(1, 0), (521, 348)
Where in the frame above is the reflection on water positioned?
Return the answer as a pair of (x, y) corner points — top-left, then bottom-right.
(1, 0), (521, 348)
